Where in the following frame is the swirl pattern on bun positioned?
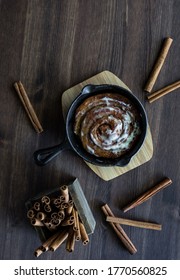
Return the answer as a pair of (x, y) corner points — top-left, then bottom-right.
(74, 93), (141, 158)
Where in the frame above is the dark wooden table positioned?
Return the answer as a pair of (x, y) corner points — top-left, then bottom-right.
(0, 0), (180, 260)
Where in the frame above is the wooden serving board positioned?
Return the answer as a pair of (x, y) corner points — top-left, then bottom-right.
(62, 71), (153, 181)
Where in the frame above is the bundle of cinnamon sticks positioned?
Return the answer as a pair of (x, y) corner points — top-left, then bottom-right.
(102, 178), (172, 255)
(144, 37), (180, 102)
(27, 185), (89, 257)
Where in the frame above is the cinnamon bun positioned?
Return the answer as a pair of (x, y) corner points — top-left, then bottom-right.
(74, 93), (141, 158)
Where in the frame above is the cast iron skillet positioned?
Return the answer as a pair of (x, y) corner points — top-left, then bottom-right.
(33, 84), (147, 167)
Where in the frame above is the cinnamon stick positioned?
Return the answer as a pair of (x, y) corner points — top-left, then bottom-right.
(58, 210), (65, 220)
(147, 80), (180, 103)
(60, 202), (69, 209)
(72, 208), (79, 231)
(41, 231), (61, 251)
(53, 197), (61, 207)
(66, 227), (76, 252)
(72, 209), (81, 240)
(14, 81), (43, 133)
(31, 217), (44, 226)
(123, 177), (172, 213)
(27, 209), (35, 219)
(61, 216), (74, 226)
(34, 246), (44, 257)
(33, 201), (41, 211)
(73, 210), (81, 241)
(102, 204), (137, 254)
(50, 217), (61, 226)
(60, 195), (66, 202)
(60, 185), (69, 203)
(66, 200), (74, 215)
(79, 221), (89, 245)
(44, 204), (51, 213)
(49, 230), (69, 251)
(144, 37), (173, 93)
(51, 212), (59, 219)
(106, 216), (162, 231)
(48, 222), (58, 231)
(36, 212), (46, 221)
(43, 218), (52, 230)
(41, 196), (50, 204)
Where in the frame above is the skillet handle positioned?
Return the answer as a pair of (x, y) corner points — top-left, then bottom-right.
(33, 138), (70, 166)
(81, 84), (116, 95)
(116, 157), (131, 167)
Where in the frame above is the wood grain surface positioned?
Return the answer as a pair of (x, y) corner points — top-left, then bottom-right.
(0, 0), (180, 260)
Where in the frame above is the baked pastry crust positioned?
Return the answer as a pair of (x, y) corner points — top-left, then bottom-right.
(74, 93), (141, 158)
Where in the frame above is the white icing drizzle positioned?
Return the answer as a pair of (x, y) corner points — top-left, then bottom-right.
(75, 94), (141, 158)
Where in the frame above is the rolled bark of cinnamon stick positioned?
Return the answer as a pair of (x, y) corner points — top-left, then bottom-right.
(58, 210), (65, 220)
(44, 204), (51, 213)
(147, 80), (180, 103)
(34, 246), (44, 257)
(41, 231), (61, 251)
(49, 230), (69, 252)
(72, 209), (81, 240)
(14, 81), (43, 133)
(27, 209), (35, 219)
(79, 221), (89, 245)
(72, 208), (79, 231)
(123, 177), (172, 212)
(66, 200), (74, 215)
(48, 222), (58, 231)
(33, 201), (41, 211)
(31, 218), (44, 227)
(66, 227), (76, 252)
(52, 198), (60, 205)
(106, 216), (162, 231)
(50, 217), (61, 226)
(36, 212), (46, 221)
(75, 229), (81, 241)
(60, 195), (66, 202)
(102, 204), (137, 254)
(61, 216), (74, 226)
(51, 212), (59, 219)
(41, 196), (50, 204)
(60, 185), (69, 203)
(144, 37), (173, 93)
(43, 218), (51, 230)
(60, 202), (69, 209)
